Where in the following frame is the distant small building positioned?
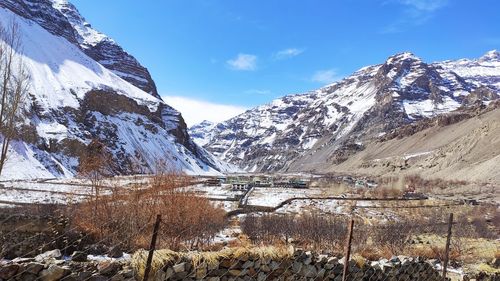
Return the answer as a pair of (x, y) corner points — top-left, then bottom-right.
(205, 178), (221, 186)
(402, 192), (428, 200)
(274, 179), (309, 188)
(232, 182), (249, 191)
(290, 180), (308, 189)
(273, 181), (291, 188)
(253, 178), (272, 187)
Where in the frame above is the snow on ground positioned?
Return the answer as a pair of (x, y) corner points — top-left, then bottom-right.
(0, 140), (74, 180)
(86, 253), (132, 263)
(0, 178), (244, 212)
(246, 187), (327, 207)
(275, 199), (348, 215)
(212, 223), (241, 245)
(0, 187), (86, 205)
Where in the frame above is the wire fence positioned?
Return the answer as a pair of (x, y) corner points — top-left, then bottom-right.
(1, 206), (499, 281)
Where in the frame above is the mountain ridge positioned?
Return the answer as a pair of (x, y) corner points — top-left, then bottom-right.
(191, 50), (500, 175)
(0, 2), (234, 179)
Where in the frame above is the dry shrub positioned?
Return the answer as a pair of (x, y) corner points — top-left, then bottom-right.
(70, 171), (227, 251)
(366, 186), (404, 199)
(357, 246), (393, 261)
(370, 221), (414, 254)
(242, 212), (349, 252)
(403, 174), (467, 192)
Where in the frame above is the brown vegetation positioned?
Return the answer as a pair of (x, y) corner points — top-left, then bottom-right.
(69, 171), (227, 252)
(241, 204), (499, 262)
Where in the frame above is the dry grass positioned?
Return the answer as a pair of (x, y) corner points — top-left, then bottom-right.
(132, 246), (294, 280)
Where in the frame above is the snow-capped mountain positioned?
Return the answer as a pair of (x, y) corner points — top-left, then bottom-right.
(189, 120), (217, 146)
(0, 1), (233, 179)
(193, 51), (500, 172)
(0, 0), (159, 97)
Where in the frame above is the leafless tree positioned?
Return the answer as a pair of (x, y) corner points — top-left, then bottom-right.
(0, 20), (29, 175)
(78, 139), (113, 204)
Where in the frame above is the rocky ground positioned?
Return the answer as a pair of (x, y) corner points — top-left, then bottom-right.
(319, 105), (500, 186)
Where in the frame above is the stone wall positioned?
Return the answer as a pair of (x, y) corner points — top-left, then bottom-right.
(145, 250), (444, 281)
(1, 248), (499, 281)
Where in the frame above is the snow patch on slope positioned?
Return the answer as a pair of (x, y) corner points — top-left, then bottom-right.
(0, 7), (160, 111)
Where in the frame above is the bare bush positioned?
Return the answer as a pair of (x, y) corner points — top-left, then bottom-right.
(403, 174), (467, 192)
(242, 212), (349, 253)
(370, 221), (414, 254)
(69, 171), (227, 252)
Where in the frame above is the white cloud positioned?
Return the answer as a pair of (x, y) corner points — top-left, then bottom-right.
(273, 48), (304, 60)
(381, 0), (448, 33)
(311, 69), (341, 84)
(227, 53), (257, 71)
(162, 95), (247, 126)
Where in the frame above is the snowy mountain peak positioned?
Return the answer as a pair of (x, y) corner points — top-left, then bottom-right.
(0, 0), (160, 97)
(197, 120), (215, 127)
(51, 0), (110, 48)
(480, 49), (500, 62)
(385, 52), (421, 64)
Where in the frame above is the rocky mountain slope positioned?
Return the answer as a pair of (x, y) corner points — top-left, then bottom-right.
(193, 51), (500, 174)
(0, 1), (233, 179)
(327, 103), (500, 184)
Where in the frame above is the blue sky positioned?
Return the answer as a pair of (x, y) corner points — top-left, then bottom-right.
(71, 0), (500, 125)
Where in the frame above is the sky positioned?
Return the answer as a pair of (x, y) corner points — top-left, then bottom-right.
(70, 0), (500, 126)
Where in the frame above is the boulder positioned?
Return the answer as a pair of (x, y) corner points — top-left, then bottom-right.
(71, 251), (88, 262)
(172, 262), (186, 273)
(26, 262), (45, 274)
(35, 249), (62, 262)
(17, 272), (39, 281)
(39, 265), (70, 281)
(0, 263), (19, 279)
(97, 261), (121, 276)
(108, 246), (123, 258)
(492, 258), (500, 269)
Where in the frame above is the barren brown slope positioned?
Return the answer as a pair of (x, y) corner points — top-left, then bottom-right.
(318, 107), (500, 184)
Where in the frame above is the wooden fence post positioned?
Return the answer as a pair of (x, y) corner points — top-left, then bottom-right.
(143, 214), (162, 281)
(442, 213), (453, 281)
(342, 218), (355, 281)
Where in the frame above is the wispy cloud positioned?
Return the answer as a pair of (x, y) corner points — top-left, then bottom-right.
(162, 95), (247, 126)
(400, 0), (448, 12)
(381, 0), (449, 33)
(311, 69), (341, 84)
(244, 89), (272, 95)
(273, 48), (305, 60)
(227, 53), (258, 71)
